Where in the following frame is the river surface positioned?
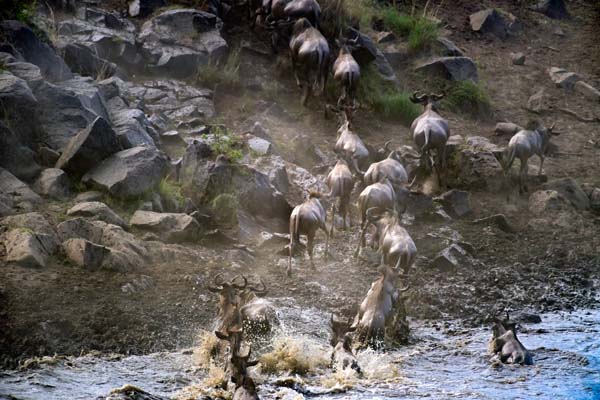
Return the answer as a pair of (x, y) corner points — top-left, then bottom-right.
(1, 301), (598, 400)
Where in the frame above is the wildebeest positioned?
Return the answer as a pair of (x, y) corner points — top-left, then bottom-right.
(288, 192), (330, 276)
(409, 92), (450, 187)
(326, 158), (355, 235)
(231, 347), (260, 400)
(284, 0), (321, 27)
(493, 120), (560, 193)
(354, 179), (398, 257)
(249, 0), (273, 27)
(369, 210), (417, 274)
(489, 312), (533, 365)
(363, 141), (409, 189)
(330, 314), (361, 374)
(335, 109), (370, 173)
(289, 18), (330, 105)
(210, 274), (277, 340)
(332, 40), (360, 108)
(351, 265), (409, 347)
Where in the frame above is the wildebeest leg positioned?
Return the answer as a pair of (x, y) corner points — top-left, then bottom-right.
(538, 154), (544, 176)
(301, 84), (311, 106)
(307, 231), (316, 268)
(519, 158), (528, 194)
(439, 145), (447, 188)
(291, 56), (301, 87)
(329, 202), (336, 238)
(321, 222), (330, 260)
(354, 222), (367, 258)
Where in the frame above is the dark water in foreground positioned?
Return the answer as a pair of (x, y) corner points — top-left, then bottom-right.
(1, 304), (598, 400)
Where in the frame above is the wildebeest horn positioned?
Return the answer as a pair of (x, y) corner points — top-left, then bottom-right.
(430, 92), (445, 101)
(231, 275), (248, 290)
(208, 272), (226, 292)
(384, 140), (393, 153)
(410, 91), (427, 103)
(248, 277), (267, 295)
(399, 284), (410, 293)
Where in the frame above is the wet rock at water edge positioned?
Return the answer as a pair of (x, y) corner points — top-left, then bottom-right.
(33, 168), (72, 200)
(55, 117), (121, 176)
(82, 146), (168, 200)
(129, 211), (202, 243)
(66, 201), (128, 228)
(62, 238), (109, 269)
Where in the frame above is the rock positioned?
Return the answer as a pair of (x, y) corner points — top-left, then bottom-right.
(90, 220), (149, 271)
(469, 9), (516, 40)
(430, 245), (462, 271)
(406, 192), (435, 217)
(138, 9), (228, 79)
(375, 31), (395, 44)
(62, 238), (109, 269)
(38, 146), (61, 167)
(548, 67), (579, 89)
(130, 210), (202, 243)
(246, 135), (273, 156)
(435, 37), (464, 57)
(541, 178), (590, 210)
(510, 52), (525, 65)
(66, 201), (128, 228)
(1, 212), (57, 237)
(129, 0), (168, 18)
(3, 229), (57, 268)
(74, 191), (104, 203)
(511, 311), (542, 324)
(437, 190), (472, 218)
(55, 117), (121, 175)
(82, 146), (168, 199)
(0, 118), (41, 183)
(381, 42), (409, 67)
(446, 137), (504, 190)
(60, 43), (122, 80)
(415, 57), (478, 82)
(574, 81), (600, 102)
(528, 190), (573, 215)
(57, 217), (104, 242)
(590, 188), (600, 212)
(526, 88), (546, 113)
(346, 27), (399, 86)
(256, 231), (290, 250)
(0, 168), (42, 216)
(289, 134), (328, 169)
(553, 26), (565, 37)
(0, 21), (72, 82)
(107, 106), (157, 148)
(32, 168), (72, 200)
(472, 214), (516, 233)
(530, 0), (569, 19)
(494, 122), (522, 136)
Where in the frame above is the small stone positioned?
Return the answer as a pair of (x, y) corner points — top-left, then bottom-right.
(526, 88), (546, 112)
(437, 190), (472, 218)
(548, 67), (580, 89)
(553, 26), (565, 36)
(574, 81), (600, 102)
(510, 52), (525, 65)
(62, 238), (109, 269)
(32, 168), (72, 200)
(247, 135), (272, 156)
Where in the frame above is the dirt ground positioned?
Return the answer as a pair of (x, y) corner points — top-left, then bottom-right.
(1, 0), (599, 369)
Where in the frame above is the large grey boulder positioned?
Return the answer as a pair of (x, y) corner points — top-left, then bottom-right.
(469, 9), (518, 40)
(130, 211), (202, 243)
(1, 212), (57, 239)
(446, 137), (504, 189)
(530, 0), (569, 19)
(57, 217), (104, 243)
(346, 27), (399, 86)
(3, 229), (58, 268)
(105, 101), (157, 148)
(437, 190), (472, 218)
(0, 168), (42, 216)
(55, 117), (121, 175)
(0, 114), (41, 182)
(66, 201), (128, 228)
(82, 146), (168, 199)
(0, 21), (72, 82)
(529, 190), (574, 215)
(62, 238), (109, 269)
(415, 57), (478, 82)
(138, 9), (228, 78)
(60, 42), (123, 80)
(541, 178), (590, 210)
(32, 168), (72, 200)
(0, 52), (45, 89)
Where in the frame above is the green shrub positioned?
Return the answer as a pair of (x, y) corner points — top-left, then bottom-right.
(157, 178), (185, 205)
(205, 126), (243, 162)
(381, 7), (438, 51)
(381, 7), (414, 35)
(443, 81), (492, 119)
(196, 48), (241, 88)
(357, 65), (420, 126)
(211, 193), (238, 225)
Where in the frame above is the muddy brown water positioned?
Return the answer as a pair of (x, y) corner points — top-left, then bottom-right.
(0, 302), (598, 399)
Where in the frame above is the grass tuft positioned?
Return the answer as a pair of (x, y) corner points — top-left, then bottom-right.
(196, 48), (241, 89)
(443, 81), (492, 119)
(382, 7), (438, 51)
(357, 65), (420, 125)
(157, 178), (185, 206)
(210, 193), (238, 225)
(204, 125), (243, 162)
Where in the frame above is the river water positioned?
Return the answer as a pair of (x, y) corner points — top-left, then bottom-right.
(1, 301), (598, 400)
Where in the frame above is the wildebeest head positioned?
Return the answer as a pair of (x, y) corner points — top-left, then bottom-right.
(230, 347), (259, 385)
(209, 273), (248, 333)
(490, 311), (518, 350)
(410, 91), (445, 111)
(329, 314), (356, 347)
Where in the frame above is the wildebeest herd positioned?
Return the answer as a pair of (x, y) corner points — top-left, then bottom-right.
(206, 1), (554, 398)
